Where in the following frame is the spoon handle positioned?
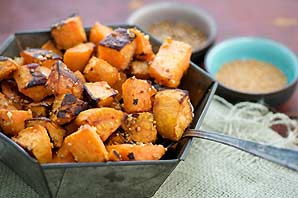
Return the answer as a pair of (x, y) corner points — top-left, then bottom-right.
(183, 129), (298, 171)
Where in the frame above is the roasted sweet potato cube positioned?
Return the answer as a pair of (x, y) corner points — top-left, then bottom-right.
(20, 48), (61, 68)
(0, 56), (18, 81)
(25, 117), (66, 148)
(51, 15), (87, 49)
(89, 22), (113, 45)
(107, 144), (166, 161)
(122, 112), (157, 143)
(63, 42), (95, 72)
(75, 108), (126, 141)
(153, 89), (193, 141)
(24, 101), (51, 117)
(13, 63), (52, 102)
(84, 81), (117, 107)
(130, 61), (150, 79)
(83, 56), (119, 86)
(74, 70), (86, 83)
(12, 125), (52, 163)
(41, 40), (63, 57)
(51, 93), (88, 125)
(98, 28), (136, 70)
(130, 28), (154, 61)
(112, 72), (127, 101)
(1, 80), (31, 109)
(64, 124), (108, 162)
(46, 61), (83, 98)
(149, 38), (191, 88)
(0, 92), (17, 110)
(0, 109), (32, 136)
(52, 142), (75, 163)
(122, 77), (157, 113)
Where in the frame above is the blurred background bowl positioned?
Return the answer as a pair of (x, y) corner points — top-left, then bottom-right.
(127, 2), (217, 64)
(205, 37), (298, 106)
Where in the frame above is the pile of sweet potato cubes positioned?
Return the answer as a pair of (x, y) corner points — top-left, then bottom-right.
(0, 15), (193, 163)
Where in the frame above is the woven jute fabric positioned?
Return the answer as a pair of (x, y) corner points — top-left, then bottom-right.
(1, 96), (298, 198)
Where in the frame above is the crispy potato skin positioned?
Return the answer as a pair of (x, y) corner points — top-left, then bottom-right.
(130, 28), (155, 61)
(149, 38), (191, 88)
(51, 93), (88, 125)
(75, 107), (125, 141)
(0, 56), (18, 81)
(0, 109), (32, 136)
(25, 117), (66, 148)
(107, 144), (166, 161)
(63, 42), (95, 72)
(98, 28), (136, 70)
(51, 15), (87, 49)
(84, 81), (117, 107)
(153, 89), (193, 141)
(12, 125), (53, 163)
(64, 124), (108, 162)
(41, 40), (63, 57)
(89, 22), (113, 45)
(46, 61), (83, 98)
(14, 64), (52, 102)
(122, 112), (157, 143)
(122, 77), (156, 113)
(83, 56), (119, 86)
(20, 48), (61, 68)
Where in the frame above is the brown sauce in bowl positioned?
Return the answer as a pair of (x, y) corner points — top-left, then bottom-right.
(215, 59), (287, 93)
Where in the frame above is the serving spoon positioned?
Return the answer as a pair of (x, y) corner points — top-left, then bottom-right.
(181, 129), (298, 171)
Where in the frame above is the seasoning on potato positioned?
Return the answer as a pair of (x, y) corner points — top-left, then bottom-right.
(0, 15), (194, 164)
(20, 48), (61, 68)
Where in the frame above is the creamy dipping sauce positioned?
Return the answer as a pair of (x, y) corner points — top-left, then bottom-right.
(215, 59), (287, 93)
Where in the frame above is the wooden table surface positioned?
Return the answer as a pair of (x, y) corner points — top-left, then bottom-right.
(0, 0), (297, 114)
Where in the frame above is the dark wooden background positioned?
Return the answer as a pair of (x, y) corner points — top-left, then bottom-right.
(0, 0), (297, 114)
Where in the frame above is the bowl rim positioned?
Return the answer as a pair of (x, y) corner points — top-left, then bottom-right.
(204, 36), (298, 96)
(126, 1), (217, 54)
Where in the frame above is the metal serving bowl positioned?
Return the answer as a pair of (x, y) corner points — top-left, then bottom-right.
(0, 25), (217, 198)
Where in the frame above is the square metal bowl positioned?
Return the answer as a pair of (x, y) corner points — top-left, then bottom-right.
(0, 25), (217, 198)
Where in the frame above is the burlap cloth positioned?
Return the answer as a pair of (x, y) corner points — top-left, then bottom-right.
(1, 96), (297, 198)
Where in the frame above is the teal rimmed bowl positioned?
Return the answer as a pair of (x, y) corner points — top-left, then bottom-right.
(205, 37), (298, 106)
